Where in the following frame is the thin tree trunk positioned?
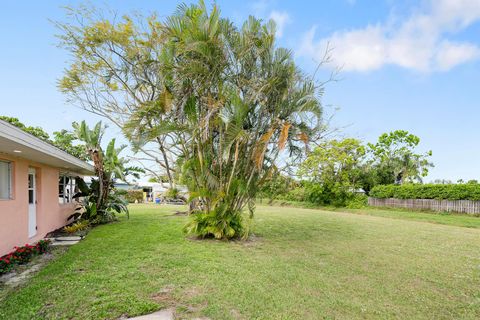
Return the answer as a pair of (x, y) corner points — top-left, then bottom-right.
(157, 137), (175, 189)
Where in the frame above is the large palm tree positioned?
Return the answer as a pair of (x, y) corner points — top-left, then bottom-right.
(156, 2), (323, 239)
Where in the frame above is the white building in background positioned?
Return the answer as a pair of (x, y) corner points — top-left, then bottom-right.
(140, 182), (188, 202)
(84, 176), (188, 202)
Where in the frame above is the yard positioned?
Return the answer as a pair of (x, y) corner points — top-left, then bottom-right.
(1, 204), (480, 319)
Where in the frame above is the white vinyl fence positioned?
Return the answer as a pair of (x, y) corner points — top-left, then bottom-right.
(368, 197), (480, 215)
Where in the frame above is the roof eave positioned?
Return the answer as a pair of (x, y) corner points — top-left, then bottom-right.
(0, 120), (95, 175)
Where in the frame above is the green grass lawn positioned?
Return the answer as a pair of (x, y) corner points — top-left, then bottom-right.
(260, 198), (480, 229)
(1, 204), (480, 319)
(341, 207), (480, 229)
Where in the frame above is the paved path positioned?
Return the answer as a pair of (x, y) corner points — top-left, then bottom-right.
(127, 308), (210, 320)
(128, 309), (174, 320)
(47, 236), (82, 246)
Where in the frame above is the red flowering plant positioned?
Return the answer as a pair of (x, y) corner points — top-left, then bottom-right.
(0, 239), (51, 275)
(13, 244), (36, 264)
(36, 240), (50, 254)
(0, 256), (13, 274)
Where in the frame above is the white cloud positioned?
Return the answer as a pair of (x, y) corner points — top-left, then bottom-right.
(297, 0), (480, 72)
(269, 11), (292, 38)
(435, 40), (480, 71)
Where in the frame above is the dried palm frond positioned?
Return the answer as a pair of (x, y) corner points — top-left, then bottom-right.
(278, 121), (291, 151)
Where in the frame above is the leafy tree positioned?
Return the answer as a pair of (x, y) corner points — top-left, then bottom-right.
(56, 6), (179, 188)
(148, 176), (170, 183)
(367, 130), (433, 185)
(299, 138), (365, 206)
(259, 172), (300, 201)
(52, 129), (89, 161)
(169, 3), (323, 239)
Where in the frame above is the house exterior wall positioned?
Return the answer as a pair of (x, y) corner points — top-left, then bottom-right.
(0, 154), (77, 256)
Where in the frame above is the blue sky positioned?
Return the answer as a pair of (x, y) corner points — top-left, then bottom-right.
(0, 0), (479, 181)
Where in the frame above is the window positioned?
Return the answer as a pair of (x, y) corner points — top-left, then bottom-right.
(58, 175), (76, 204)
(28, 172), (34, 204)
(0, 161), (12, 200)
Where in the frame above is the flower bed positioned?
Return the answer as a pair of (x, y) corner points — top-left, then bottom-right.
(0, 240), (51, 275)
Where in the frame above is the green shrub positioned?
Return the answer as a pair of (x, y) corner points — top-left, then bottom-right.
(279, 187), (307, 202)
(114, 189), (128, 197)
(166, 188), (179, 199)
(36, 240), (50, 254)
(125, 190), (144, 203)
(305, 182), (354, 207)
(64, 220), (90, 233)
(184, 208), (248, 239)
(370, 184), (480, 200)
(346, 194), (368, 208)
(258, 174), (300, 200)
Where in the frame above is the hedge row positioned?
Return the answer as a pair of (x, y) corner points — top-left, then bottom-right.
(370, 184), (480, 201)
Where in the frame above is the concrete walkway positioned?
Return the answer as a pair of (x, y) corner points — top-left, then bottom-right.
(128, 309), (174, 320)
(127, 308), (210, 320)
(47, 236), (82, 246)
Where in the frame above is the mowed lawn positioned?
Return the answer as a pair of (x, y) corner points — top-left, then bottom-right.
(1, 205), (480, 319)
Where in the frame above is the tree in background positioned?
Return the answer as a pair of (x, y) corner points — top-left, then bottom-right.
(272, 130), (435, 204)
(51, 129), (89, 161)
(259, 171), (301, 201)
(367, 130), (433, 185)
(299, 138), (365, 206)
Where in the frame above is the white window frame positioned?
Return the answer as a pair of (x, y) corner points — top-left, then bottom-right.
(0, 160), (12, 200)
(58, 175), (76, 204)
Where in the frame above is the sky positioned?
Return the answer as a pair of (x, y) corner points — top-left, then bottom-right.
(0, 0), (479, 182)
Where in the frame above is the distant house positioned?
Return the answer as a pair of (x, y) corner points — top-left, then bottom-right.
(0, 120), (94, 256)
(139, 182), (188, 202)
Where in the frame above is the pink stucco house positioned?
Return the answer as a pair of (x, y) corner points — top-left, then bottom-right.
(0, 120), (94, 256)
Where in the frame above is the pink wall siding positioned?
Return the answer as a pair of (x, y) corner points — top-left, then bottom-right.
(0, 155), (76, 256)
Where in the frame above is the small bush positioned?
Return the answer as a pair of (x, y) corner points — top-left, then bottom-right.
(370, 184), (480, 200)
(305, 183), (355, 207)
(346, 194), (368, 209)
(36, 240), (50, 254)
(125, 190), (144, 203)
(279, 187), (307, 202)
(64, 220), (90, 234)
(184, 208), (248, 240)
(166, 188), (179, 199)
(0, 257), (14, 274)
